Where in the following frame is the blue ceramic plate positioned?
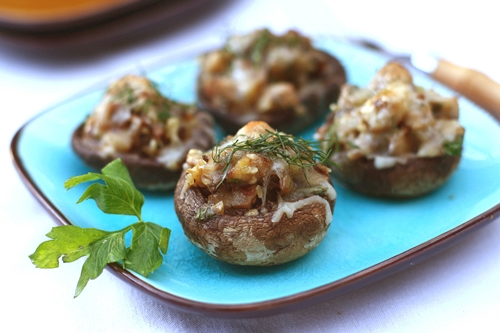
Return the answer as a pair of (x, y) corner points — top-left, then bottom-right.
(11, 38), (500, 318)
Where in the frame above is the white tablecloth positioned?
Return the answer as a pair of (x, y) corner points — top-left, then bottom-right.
(3, 1), (500, 332)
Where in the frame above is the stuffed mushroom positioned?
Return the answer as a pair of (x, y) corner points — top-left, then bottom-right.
(197, 28), (346, 134)
(315, 62), (465, 198)
(72, 75), (216, 191)
(174, 121), (336, 266)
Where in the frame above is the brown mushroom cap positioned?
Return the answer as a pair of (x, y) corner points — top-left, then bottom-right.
(174, 170), (336, 266)
(71, 110), (215, 191)
(329, 151), (462, 198)
(197, 49), (346, 135)
(314, 62), (464, 198)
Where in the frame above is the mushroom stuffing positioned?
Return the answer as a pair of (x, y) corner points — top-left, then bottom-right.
(315, 62), (465, 198)
(174, 121), (336, 266)
(197, 28), (346, 134)
(71, 75), (216, 191)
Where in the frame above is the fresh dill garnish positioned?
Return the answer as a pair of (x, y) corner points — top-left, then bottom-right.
(158, 109), (170, 121)
(157, 99), (173, 120)
(211, 130), (332, 187)
(116, 84), (136, 104)
(443, 137), (463, 156)
(114, 80), (173, 120)
(320, 123), (341, 154)
(248, 30), (307, 66)
(141, 99), (154, 113)
(250, 30), (273, 65)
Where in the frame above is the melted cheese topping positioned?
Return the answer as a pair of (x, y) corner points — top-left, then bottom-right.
(318, 62), (465, 169)
(198, 29), (339, 116)
(272, 195), (333, 224)
(82, 75), (214, 170)
(372, 155), (408, 169)
(183, 121), (335, 221)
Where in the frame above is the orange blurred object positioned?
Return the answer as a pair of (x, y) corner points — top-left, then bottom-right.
(0, 0), (133, 23)
(0, 0), (214, 50)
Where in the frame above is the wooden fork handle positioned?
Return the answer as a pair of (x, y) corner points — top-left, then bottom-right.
(432, 60), (500, 121)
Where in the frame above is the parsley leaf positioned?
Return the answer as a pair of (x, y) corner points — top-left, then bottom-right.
(29, 158), (171, 298)
(29, 226), (111, 268)
(125, 222), (171, 276)
(74, 227), (129, 297)
(64, 159), (144, 219)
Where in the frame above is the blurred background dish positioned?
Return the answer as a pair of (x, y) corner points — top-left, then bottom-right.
(0, 0), (160, 31)
(0, 0), (214, 50)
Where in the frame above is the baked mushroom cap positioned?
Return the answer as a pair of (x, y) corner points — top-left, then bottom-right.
(174, 171), (335, 266)
(315, 62), (465, 198)
(71, 75), (216, 191)
(174, 121), (336, 266)
(197, 29), (346, 134)
(329, 151), (461, 198)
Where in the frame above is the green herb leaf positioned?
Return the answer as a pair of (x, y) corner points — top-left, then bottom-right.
(195, 205), (216, 221)
(29, 226), (110, 268)
(64, 158), (144, 220)
(124, 222), (170, 277)
(443, 137), (463, 156)
(250, 29), (272, 65)
(212, 129), (332, 187)
(74, 228), (129, 297)
(30, 159), (171, 297)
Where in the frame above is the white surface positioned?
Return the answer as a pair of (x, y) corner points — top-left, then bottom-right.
(2, 1), (500, 332)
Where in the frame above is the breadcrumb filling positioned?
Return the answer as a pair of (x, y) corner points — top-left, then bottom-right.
(181, 122), (335, 221)
(82, 75), (214, 170)
(317, 62), (465, 169)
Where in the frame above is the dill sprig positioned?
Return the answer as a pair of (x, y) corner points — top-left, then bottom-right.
(320, 122), (341, 154)
(116, 84), (136, 104)
(248, 29), (307, 65)
(250, 29), (273, 65)
(114, 81), (173, 120)
(211, 130), (332, 187)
